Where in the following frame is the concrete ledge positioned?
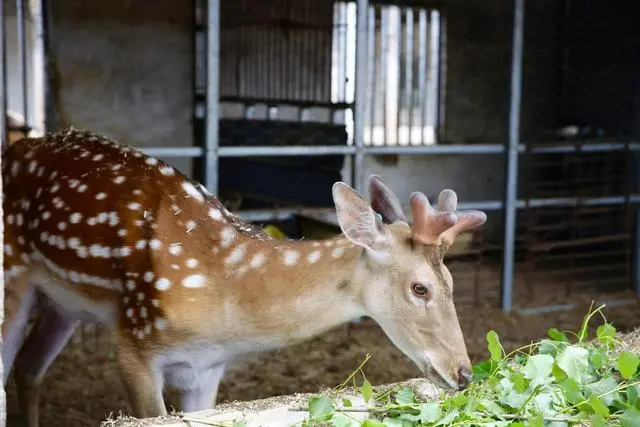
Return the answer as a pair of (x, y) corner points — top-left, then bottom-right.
(101, 378), (443, 427)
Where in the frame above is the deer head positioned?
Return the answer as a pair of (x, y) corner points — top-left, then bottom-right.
(332, 175), (487, 390)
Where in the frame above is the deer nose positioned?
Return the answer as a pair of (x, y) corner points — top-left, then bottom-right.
(457, 367), (472, 390)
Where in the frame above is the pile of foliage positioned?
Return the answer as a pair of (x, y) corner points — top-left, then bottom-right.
(303, 305), (640, 426)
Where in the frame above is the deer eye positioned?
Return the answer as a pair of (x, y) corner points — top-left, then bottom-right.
(411, 282), (432, 299)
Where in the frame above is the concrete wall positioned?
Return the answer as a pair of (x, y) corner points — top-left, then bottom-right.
(2, 0), (574, 239)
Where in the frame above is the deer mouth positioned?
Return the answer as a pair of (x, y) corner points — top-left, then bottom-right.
(421, 355), (459, 390)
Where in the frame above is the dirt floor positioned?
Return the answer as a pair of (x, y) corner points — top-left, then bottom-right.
(5, 293), (640, 427)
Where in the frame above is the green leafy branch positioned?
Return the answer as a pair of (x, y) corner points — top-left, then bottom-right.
(297, 303), (640, 427)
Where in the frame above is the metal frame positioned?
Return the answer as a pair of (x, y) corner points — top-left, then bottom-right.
(1, 0), (636, 315)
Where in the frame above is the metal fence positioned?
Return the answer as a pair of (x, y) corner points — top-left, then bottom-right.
(1, 0), (639, 319)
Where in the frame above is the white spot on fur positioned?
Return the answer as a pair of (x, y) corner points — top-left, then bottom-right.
(168, 244), (182, 256)
(185, 220), (197, 232)
(209, 208), (223, 221)
(283, 249), (300, 266)
(155, 278), (172, 291)
(332, 247), (345, 258)
(144, 271), (155, 283)
(183, 274), (206, 288)
(159, 165), (174, 175)
(186, 258), (199, 268)
(307, 250), (322, 264)
(95, 192), (107, 200)
(225, 245), (246, 265)
(135, 240), (146, 250)
(69, 213), (83, 224)
(128, 202), (141, 210)
(250, 252), (266, 268)
(220, 227), (236, 248)
(113, 176), (126, 184)
(155, 318), (168, 330)
(145, 157), (158, 166)
(149, 239), (162, 250)
(182, 182), (204, 202)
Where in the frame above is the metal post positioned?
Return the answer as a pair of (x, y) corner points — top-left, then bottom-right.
(353, 0), (369, 194)
(29, 0), (47, 134)
(0, 0), (6, 422)
(635, 149), (640, 296)
(205, 0), (220, 194)
(17, 0), (28, 123)
(0, 0), (8, 147)
(500, 0), (525, 313)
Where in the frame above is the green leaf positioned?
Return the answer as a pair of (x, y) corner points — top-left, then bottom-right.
(341, 398), (353, 407)
(525, 415), (544, 427)
(395, 388), (416, 406)
(332, 413), (359, 427)
(588, 395), (610, 418)
(522, 354), (554, 386)
(627, 384), (638, 406)
(487, 330), (503, 362)
(362, 420), (387, 427)
(589, 349), (607, 370)
(434, 408), (460, 426)
(620, 407), (640, 427)
(548, 328), (568, 342)
(556, 345), (590, 382)
(617, 351), (640, 379)
(590, 415), (606, 427)
(361, 380), (373, 402)
(380, 418), (407, 427)
(511, 373), (527, 392)
(473, 360), (498, 381)
(309, 395), (334, 422)
(449, 393), (469, 408)
(585, 376), (619, 406)
(596, 323), (617, 347)
(419, 402), (442, 423)
(559, 378), (583, 404)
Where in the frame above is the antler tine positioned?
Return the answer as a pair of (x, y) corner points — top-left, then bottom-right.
(411, 189), (487, 247)
(437, 189), (458, 212)
(409, 192), (457, 245)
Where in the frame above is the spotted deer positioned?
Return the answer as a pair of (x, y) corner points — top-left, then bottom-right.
(2, 128), (487, 425)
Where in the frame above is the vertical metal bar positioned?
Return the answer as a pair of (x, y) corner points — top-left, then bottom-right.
(417, 10), (426, 146)
(17, 0), (28, 123)
(500, 0), (525, 313)
(0, 0), (8, 147)
(30, 0), (47, 133)
(205, 0), (220, 193)
(436, 11), (447, 141)
(634, 149), (640, 296)
(366, 6), (375, 146)
(379, 7), (388, 146)
(427, 10), (440, 145)
(353, 0), (369, 194)
(404, 8), (413, 146)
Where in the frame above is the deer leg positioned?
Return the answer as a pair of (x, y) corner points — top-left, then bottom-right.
(178, 364), (226, 413)
(13, 304), (79, 427)
(2, 274), (37, 385)
(115, 335), (167, 419)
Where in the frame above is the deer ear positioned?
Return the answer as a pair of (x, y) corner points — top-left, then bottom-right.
(332, 182), (390, 252)
(368, 174), (407, 224)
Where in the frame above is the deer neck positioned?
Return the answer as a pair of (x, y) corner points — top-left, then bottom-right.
(217, 231), (367, 345)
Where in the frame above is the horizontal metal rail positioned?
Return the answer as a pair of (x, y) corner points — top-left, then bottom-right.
(517, 298), (638, 316)
(140, 147), (204, 158)
(137, 141), (640, 159)
(234, 194), (640, 224)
